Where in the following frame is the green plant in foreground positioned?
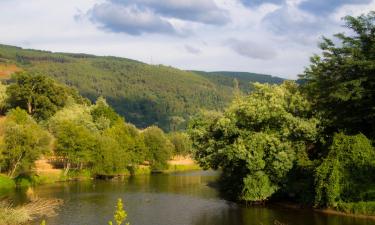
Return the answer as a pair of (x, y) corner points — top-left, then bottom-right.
(109, 198), (129, 225)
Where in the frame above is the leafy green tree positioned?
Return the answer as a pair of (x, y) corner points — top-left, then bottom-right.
(299, 11), (375, 139)
(169, 116), (185, 131)
(93, 120), (134, 175)
(315, 133), (375, 207)
(0, 108), (51, 178)
(48, 102), (97, 132)
(188, 82), (319, 202)
(6, 73), (68, 120)
(91, 97), (121, 130)
(51, 121), (97, 176)
(168, 132), (192, 156)
(143, 126), (173, 170)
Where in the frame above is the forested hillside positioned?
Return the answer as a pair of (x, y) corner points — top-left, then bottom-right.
(0, 44), (282, 130)
(193, 71), (285, 93)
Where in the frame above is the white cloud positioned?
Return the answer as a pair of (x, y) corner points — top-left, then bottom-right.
(0, 0), (374, 79)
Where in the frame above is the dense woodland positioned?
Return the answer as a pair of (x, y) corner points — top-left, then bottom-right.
(0, 73), (192, 180)
(0, 46), (283, 131)
(188, 12), (375, 214)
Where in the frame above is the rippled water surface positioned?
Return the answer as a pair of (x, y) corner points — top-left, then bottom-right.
(7, 170), (375, 225)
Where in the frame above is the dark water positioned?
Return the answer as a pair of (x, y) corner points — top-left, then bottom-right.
(7, 170), (375, 225)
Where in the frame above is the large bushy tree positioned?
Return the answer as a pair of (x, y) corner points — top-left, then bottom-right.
(6, 73), (68, 120)
(188, 82), (319, 202)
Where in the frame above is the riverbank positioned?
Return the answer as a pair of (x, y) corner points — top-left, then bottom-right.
(0, 156), (201, 192)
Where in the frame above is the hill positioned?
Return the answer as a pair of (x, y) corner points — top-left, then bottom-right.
(0, 44), (284, 130)
(192, 71), (285, 94)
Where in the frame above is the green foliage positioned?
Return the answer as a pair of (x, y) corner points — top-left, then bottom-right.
(0, 108), (51, 178)
(109, 199), (129, 225)
(0, 82), (7, 114)
(188, 82), (319, 202)
(0, 44), (283, 131)
(299, 11), (375, 139)
(51, 120), (96, 174)
(143, 126), (173, 170)
(314, 133), (375, 207)
(337, 201), (375, 216)
(0, 174), (15, 190)
(242, 172), (278, 202)
(194, 71), (285, 94)
(6, 73), (68, 120)
(91, 97), (121, 129)
(168, 132), (192, 156)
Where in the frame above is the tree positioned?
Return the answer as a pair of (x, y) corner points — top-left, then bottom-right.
(0, 108), (51, 178)
(91, 97), (121, 130)
(188, 82), (319, 202)
(6, 73), (68, 120)
(51, 121), (97, 176)
(315, 133), (375, 207)
(168, 132), (192, 156)
(142, 126), (173, 170)
(299, 11), (375, 139)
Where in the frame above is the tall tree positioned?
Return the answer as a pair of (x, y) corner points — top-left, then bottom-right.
(299, 11), (375, 139)
(6, 72), (68, 120)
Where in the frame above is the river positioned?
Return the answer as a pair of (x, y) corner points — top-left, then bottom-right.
(6, 170), (375, 225)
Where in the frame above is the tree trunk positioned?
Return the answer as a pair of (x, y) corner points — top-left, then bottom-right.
(9, 153), (23, 178)
(27, 101), (32, 114)
(64, 161), (71, 177)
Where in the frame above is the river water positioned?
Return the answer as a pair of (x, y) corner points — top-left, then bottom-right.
(7, 170), (375, 225)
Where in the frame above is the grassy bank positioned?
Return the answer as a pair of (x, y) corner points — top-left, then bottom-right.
(0, 174), (15, 195)
(0, 159), (201, 191)
(336, 201), (375, 216)
(164, 164), (201, 173)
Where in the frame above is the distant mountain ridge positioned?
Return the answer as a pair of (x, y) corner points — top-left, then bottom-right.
(191, 71), (285, 93)
(0, 44), (284, 130)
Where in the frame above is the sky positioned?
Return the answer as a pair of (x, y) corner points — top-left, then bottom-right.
(0, 0), (374, 79)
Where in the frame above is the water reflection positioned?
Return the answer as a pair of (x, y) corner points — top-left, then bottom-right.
(5, 170), (373, 225)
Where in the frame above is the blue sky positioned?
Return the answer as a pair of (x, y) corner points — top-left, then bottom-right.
(0, 0), (374, 79)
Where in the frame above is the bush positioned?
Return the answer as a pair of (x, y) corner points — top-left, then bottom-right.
(315, 133), (375, 207)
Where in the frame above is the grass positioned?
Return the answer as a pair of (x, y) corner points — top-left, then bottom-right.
(0, 174), (15, 190)
(336, 201), (375, 216)
(0, 198), (62, 225)
(163, 164), (201, 173)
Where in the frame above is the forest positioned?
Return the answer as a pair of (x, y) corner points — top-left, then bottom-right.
(188, 12), (375, 215)
(0, 45), (283, 131)
(0, 72), (193, 184)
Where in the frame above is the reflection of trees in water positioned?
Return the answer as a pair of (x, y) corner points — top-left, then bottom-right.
(191, 206), (286, 225)
(191, 205), (373, 225)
